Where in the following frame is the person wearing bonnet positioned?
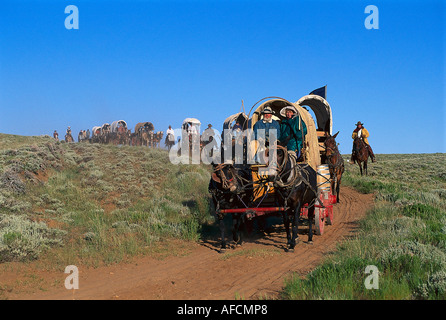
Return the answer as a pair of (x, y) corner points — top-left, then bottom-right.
(279, 105), (307, 160)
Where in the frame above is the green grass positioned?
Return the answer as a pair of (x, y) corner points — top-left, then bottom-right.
(282, 153), (446, 300)
(0, 134), (213, 267)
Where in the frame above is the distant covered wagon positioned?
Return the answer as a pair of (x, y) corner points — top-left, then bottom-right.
(92, 126), (102, 137)
(109, 120), (129, 145)
(91, 126), (102, 143)
(134, 122), (154, 135)
(182, 118), (201, 139)
(111, 120), (128, 133)
(101, 123), (111, 134)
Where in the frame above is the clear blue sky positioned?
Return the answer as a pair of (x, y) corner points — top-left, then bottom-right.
(1, 0), (444, 154)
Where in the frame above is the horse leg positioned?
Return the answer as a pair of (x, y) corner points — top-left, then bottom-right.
(289, 203), (302, 251)
(282, 211), (292, 251)
(219, 218), (227, 252)
(308, 206), (315, 243)
(232, 213), (243, 247)
(336, 174), (342, 203)
(358, 161), (363, 176)
(364, 161), (368, 176)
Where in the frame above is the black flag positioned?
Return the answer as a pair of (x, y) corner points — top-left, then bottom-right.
(309, 85), (327, 99)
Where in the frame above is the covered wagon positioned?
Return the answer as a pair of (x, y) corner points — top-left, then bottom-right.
(111, 120), (128, 133)
(210, 93), (340, 252)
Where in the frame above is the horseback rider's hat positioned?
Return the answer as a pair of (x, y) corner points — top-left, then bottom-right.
(355, 121), (364, 126)
(280, 105), (298, 117)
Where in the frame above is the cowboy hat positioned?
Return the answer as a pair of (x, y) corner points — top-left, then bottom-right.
(355, 121), (364, 126)
(279, 105), (298, 117)
(262, 106), (273, 114)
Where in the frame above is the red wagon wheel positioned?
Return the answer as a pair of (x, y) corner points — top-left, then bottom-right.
(314, 207), (325, 235)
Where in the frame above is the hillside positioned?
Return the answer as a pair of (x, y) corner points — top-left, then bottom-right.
(0, 134), (213, 267)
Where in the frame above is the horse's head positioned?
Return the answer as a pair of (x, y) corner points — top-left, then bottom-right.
(211, 164), (239, 193)
(324, 131), (339, 157)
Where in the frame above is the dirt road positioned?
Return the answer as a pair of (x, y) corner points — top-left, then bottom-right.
(4, 186), (373, 300)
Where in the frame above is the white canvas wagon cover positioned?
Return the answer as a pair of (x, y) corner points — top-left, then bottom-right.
(223, 112), (248, 131)
(92, 126), (102, 136)
(182, 118), (201, 125)
(111, 120), (127, 133)
(134, 122), (154, 133)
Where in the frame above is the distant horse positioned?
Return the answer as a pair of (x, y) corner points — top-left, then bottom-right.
(324, 132), (344, 203)
(351, 137), (369, 176)
(141, 131), (151, 147)
(65, 134), (74, 143)
(165, 133), (175, 151)
(273, 145), (318, 250)
(154, 131), (164, 148)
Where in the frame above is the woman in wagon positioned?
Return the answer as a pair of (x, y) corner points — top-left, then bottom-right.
(351, 121), (376, 163)
(279, 105), (307, 161)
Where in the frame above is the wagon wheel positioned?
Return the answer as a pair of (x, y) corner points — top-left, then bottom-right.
(314, 207), (325, 235)
(326, 206), (333, 225)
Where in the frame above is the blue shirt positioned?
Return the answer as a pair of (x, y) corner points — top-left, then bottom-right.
(253, 119), (281, 144)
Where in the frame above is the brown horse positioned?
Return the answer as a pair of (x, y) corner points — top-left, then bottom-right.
(165, 133), (175, 151)
(141, 131), (151, 147)
(324, 132), (344, 203)
(351, 137), (369, 176)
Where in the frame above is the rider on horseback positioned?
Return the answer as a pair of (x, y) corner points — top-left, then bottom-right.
(351, 121), (376, 163)
(166, 125), (175, 142)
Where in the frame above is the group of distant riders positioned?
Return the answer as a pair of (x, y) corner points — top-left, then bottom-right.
(53, 127), (90, 143)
